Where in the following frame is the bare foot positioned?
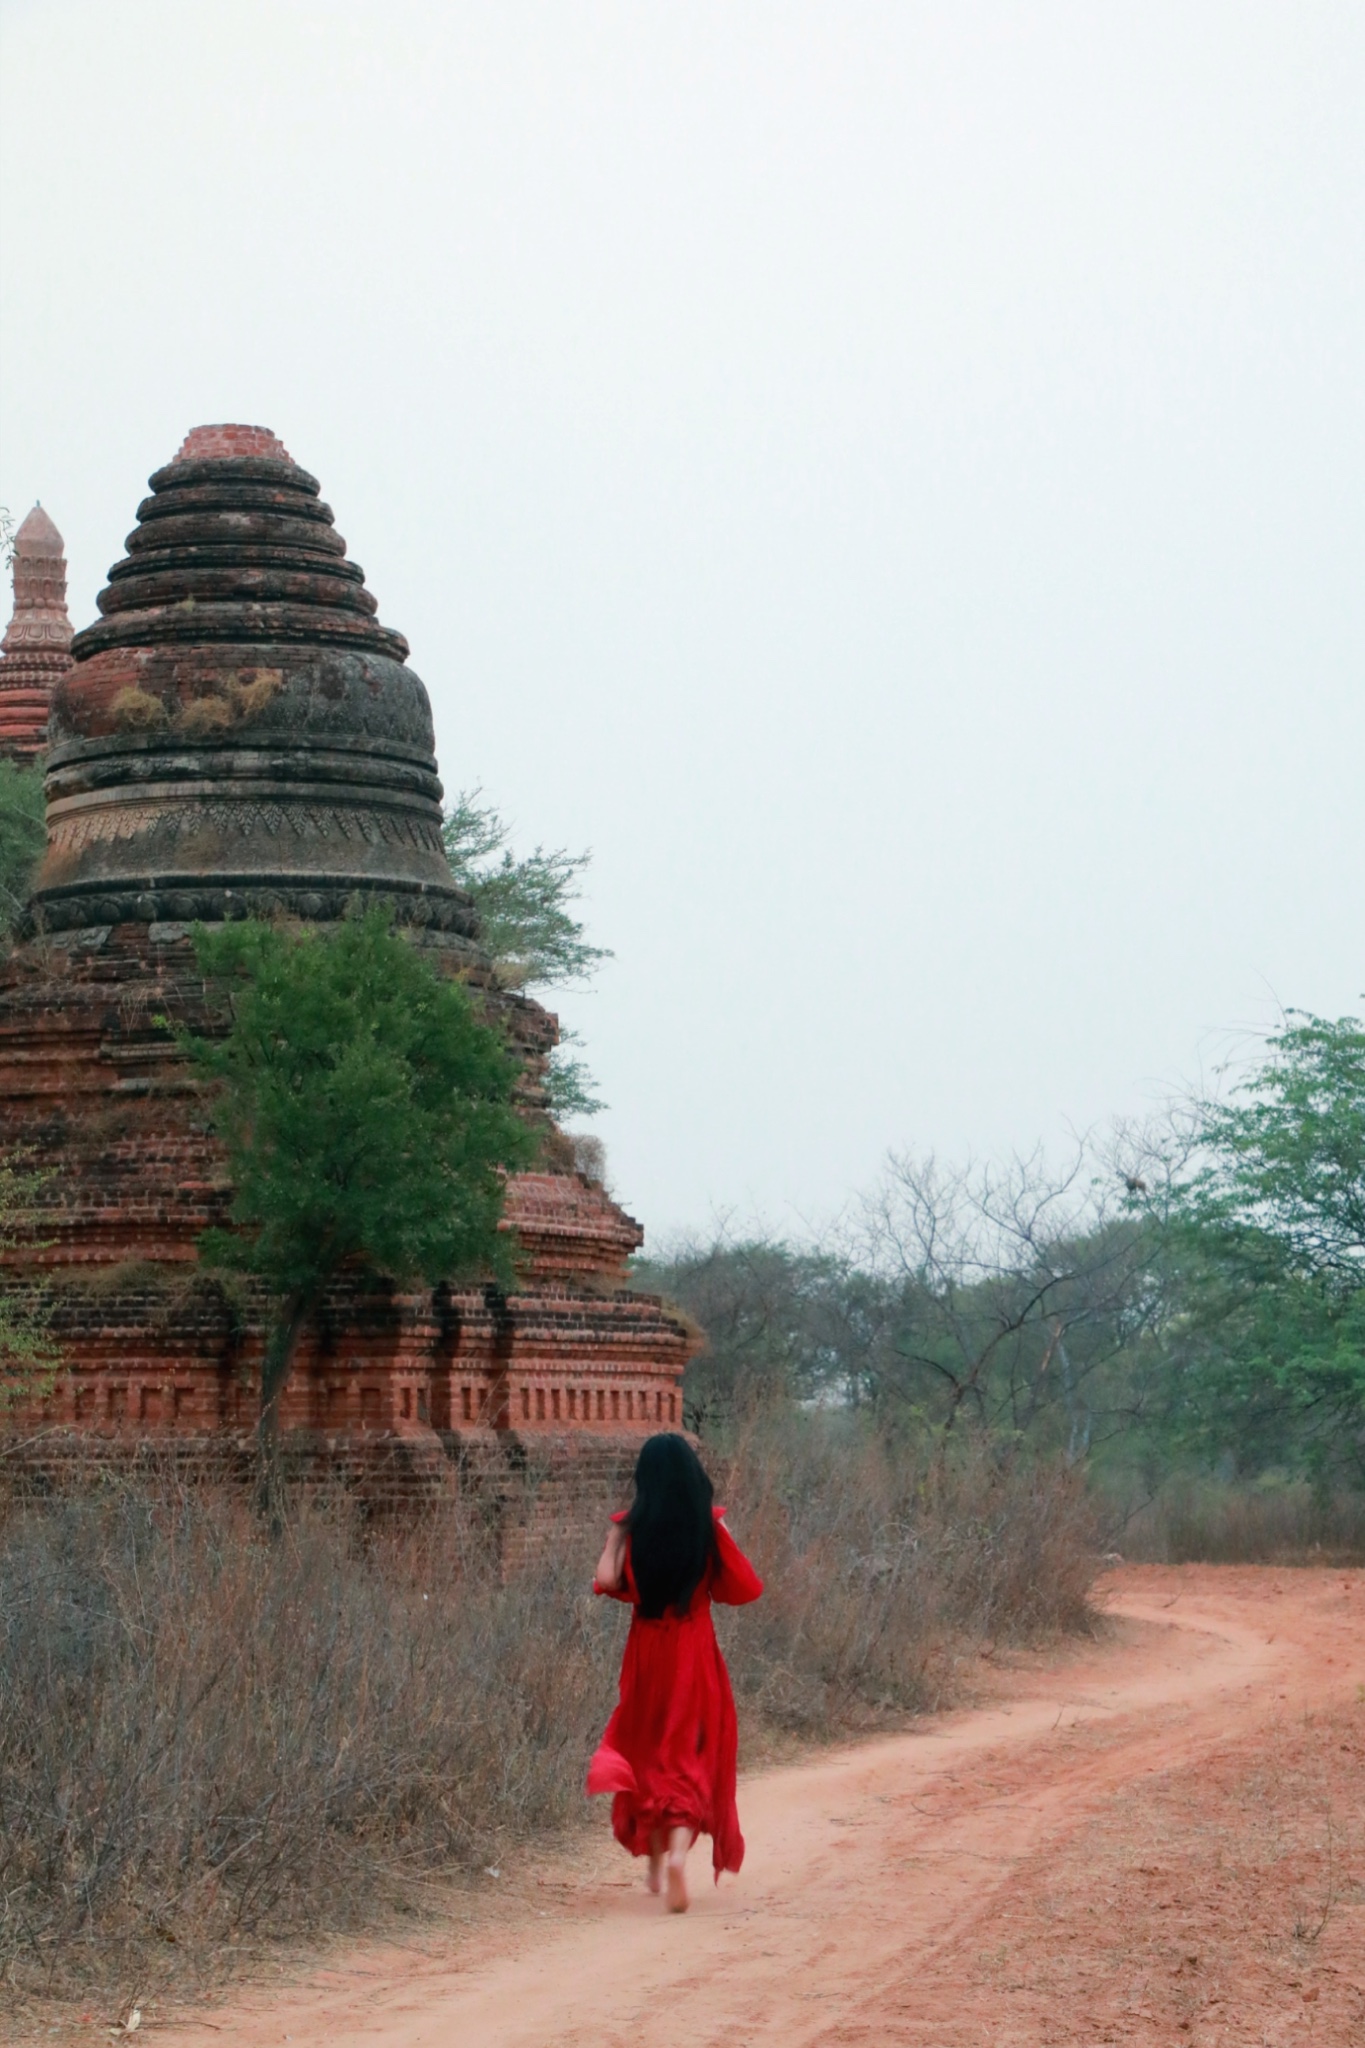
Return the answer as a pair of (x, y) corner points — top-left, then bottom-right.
(646, 1854), (663, 1895)
(665, 1853), (689, 1914)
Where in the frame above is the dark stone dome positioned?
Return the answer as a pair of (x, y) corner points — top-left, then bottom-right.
(29, 426), (475, 937)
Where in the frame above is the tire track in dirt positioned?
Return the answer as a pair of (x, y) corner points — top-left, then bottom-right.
(153, 1567), (1365, 2048)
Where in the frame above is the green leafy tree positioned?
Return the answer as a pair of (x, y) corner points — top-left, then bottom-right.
(0, 761), (45, 939)
(442, 789), (611, 988)
(183, 909), (535, 1489)
(1161, 1012), (1365, 1482)
(443, 788), (610, 1117)
(634, 1232), (875, 1435)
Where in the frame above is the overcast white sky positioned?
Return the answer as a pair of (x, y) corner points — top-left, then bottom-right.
(1, 2), (1362, 1243)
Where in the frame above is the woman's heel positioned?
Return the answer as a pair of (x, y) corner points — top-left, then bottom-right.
(665, 1824), (692, 1913)
(665, 1855), (689, 1913)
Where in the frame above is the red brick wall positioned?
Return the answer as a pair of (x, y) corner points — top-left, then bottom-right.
(0, 924), (694, 1487)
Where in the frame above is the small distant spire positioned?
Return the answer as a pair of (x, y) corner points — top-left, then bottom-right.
(0, 502), (73, 765)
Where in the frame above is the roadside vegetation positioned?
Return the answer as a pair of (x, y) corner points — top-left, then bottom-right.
(0, 768), (1358, 2017)
(0, 1436), (1093, 2012)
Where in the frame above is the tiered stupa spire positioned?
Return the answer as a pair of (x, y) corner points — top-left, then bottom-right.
(31, 423), (471, 934)
(0, 504), (73, 762)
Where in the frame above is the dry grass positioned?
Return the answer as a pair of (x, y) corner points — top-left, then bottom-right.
(0, 1474), (615, 2009)
(1119, 1478), (1365, 1565)
(0, 1426), (1099, 2014)
(719, 1421), (1099, 1732)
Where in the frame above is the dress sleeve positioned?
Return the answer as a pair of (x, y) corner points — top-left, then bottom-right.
(709, 1508), (764, 1606)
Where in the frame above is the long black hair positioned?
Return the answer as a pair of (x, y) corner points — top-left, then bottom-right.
(625, 1433), (720, 1620)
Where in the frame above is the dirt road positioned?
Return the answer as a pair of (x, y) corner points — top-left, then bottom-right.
(157, 1567), (1365, 2046)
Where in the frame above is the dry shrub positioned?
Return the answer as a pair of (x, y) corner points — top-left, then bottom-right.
(715, 1420), (1099, 1732)
(1121, 1478), (1365, 1565)
(228, 672), (284, 721)
(109, 687), (167, 732)
(0, 1474), (624, 2006)
(174, 694), (234, 736)
(0, 1425), (1098, 2009)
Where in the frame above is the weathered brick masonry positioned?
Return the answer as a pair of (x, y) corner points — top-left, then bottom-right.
(0, 426), (693, 1510)
(0, 504), (73, 762)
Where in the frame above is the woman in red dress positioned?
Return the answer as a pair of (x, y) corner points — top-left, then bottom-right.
(587, 1433), (764, 1912)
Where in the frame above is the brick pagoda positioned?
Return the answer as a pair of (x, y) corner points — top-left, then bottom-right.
(0, 426), (692, 1499)
(0, 504), (73, 761)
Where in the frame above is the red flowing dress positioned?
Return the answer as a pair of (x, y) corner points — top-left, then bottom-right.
(587, 1507), (764, 1881)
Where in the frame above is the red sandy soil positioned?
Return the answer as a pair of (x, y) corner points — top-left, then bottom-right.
(142, 1565), (1365, 2047)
